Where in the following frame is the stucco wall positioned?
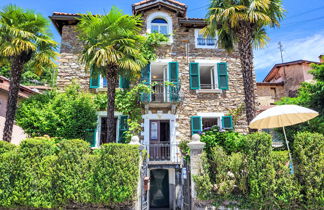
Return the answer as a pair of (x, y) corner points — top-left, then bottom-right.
(268, 63), (314, 97)
(0, 90), (8, 118)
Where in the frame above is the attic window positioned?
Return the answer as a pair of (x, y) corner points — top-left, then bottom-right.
(151, 18), (168, 35)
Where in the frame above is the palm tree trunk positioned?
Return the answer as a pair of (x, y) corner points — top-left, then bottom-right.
(3, 57), (25, 142)
(237, 25), (256, 130)
(105, 66), (119, 143)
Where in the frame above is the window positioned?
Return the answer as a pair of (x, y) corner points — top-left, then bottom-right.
(190, 62), (228, 90)
(202, 118), (220, 130)
(270, 87), (277, 99)
(195, 29), (217, 48)
(147, 12), (173, 43)
(151, 18), (168, 35)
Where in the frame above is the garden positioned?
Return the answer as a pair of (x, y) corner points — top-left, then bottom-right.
(184, 127), (323, 209)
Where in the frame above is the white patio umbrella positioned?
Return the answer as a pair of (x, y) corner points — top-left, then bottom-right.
(249, 105), (319, 173)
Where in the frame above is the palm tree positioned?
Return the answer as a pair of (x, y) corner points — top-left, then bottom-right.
(204, 0), (284, 127)
(0, 5), (57, 142)
(77, 8), (147, 143)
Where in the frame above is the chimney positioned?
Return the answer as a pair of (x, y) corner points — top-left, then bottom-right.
(319, 55), (324, 63)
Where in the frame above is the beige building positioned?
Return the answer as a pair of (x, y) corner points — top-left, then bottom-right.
(50, 0), (249, 208)
(257, 57), (322, 110)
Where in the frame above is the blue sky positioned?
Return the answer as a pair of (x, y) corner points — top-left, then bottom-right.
(1, 0), (323, 81)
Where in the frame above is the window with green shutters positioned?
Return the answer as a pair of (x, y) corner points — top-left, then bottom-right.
(90, 70), (100, 88)
(191, 116), (202, 135)
(222, 116), (233, 129)
(118, 115), (128, 143)
(190, 63), (200, 89)
(141, 64), (151, 102)
(119, 76), (130, 89)
(168, 62), (179, 102)
(217, 62), (229, 90)
(84, 129), (97, 147)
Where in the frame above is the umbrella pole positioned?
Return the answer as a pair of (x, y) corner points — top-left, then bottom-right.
(283, 126), (294, 174)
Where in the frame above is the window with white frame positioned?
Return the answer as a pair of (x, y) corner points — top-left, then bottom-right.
(199, 64), (218, 89)
(202, 117), (220, 130)
(195, 29), (217, 48)
(147, 12), (173, 43)
(151, 18), (168, 35)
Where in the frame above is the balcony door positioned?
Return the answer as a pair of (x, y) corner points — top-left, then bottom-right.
(149, 120), (170, 161)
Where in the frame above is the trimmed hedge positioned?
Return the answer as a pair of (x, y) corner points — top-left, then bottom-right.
(195, 132), (322, 209)
(293, 132), (324, 208)
(0, 138), (141, 208)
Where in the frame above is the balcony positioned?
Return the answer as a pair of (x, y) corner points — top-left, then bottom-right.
(142, 81), (181, 104)
(145, 143), (180, 164)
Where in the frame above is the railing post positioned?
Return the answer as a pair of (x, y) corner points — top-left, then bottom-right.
(188, 134), (206, 209)
(129, 136), (144, 210)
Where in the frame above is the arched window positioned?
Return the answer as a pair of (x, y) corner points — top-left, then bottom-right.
(151, 18), (168, 35)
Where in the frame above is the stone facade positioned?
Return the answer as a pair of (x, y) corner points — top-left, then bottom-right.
(256, 82), (285, 107)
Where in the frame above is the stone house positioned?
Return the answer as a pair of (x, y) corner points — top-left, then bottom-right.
(257, 56), (323, 110)
(50, 0), (249, 209)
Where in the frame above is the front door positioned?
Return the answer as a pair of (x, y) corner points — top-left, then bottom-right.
(149, 169), (170, 209)
(149, 120), (170, 161)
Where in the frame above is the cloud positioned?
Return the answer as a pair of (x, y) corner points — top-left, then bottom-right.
(254, 32), (324, 72)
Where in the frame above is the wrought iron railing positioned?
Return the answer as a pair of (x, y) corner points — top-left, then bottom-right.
(146, 143), (180, 162)
(151, 82), (181, 103)
(197, 37), (216, 46)
(200, 83), (217, 89)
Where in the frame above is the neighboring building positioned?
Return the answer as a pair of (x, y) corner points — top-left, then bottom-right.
(50, 0), (249, 208)
(257, 56), (323, 110)
(0, 76), (38, 118)
(0, 76), (39, 144)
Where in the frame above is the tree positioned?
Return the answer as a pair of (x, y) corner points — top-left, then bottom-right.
(204, 0), (284, 127)
(77, 8), (148, 143)
(16, 84), (97, 139)
(0, 5), (57, 142)
(276, 63), (324, 140)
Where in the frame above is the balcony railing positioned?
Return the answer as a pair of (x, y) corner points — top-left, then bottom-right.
(145, 143), (180, 163)
(197, 37), (216, 46)
(200, 83), (217, 89)
(143, 81), (180, 103)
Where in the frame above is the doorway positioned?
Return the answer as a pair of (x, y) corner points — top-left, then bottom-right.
(149, 120), (170, 161)
(149, 169), (170, 209)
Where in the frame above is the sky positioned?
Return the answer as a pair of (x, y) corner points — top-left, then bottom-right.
(0, 0), (323, 81)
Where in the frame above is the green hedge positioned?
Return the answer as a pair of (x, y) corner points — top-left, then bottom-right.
(195, 132), (322, 209)
(293, 132), (324, 208)
(0, 138), (141, 208)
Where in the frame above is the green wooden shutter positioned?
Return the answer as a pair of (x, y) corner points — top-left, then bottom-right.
(140, 64), (151, 102)
(169, 62), (179, 102)
(118, 115), (128, 143)
(90, 69), (100, 88)
(85, 129), (96, 147)
(191, 116), (202, 135)
(222, 116), (233, 129)
(190, 63), (200, 89)
(217, 62), (228, 90)
(119, 76), (130, 88)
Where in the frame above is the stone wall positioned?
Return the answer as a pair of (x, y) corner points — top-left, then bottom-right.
(256, 83), (285, 106)
(57, 25), (89, 90)
(141, 9), (249, 138)
(56, 7), (251, 137)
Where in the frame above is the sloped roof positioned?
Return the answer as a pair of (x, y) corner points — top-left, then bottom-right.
(263, 60), (320, 82)
(0, 76), (38, 98)
(132, 0), (187, 17)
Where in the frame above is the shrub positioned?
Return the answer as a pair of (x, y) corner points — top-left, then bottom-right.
(16, 84), (97, 140)
(53, 139), (93, 205)
(0, 141), (16, 155)
(244, 132), (276, 207)
(293, 132), (324, 208)
(92, 144), (140, 208)
(271, 151), (302, 209)
(200, 126), (246, 154)
(0, 138), (141, 208)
